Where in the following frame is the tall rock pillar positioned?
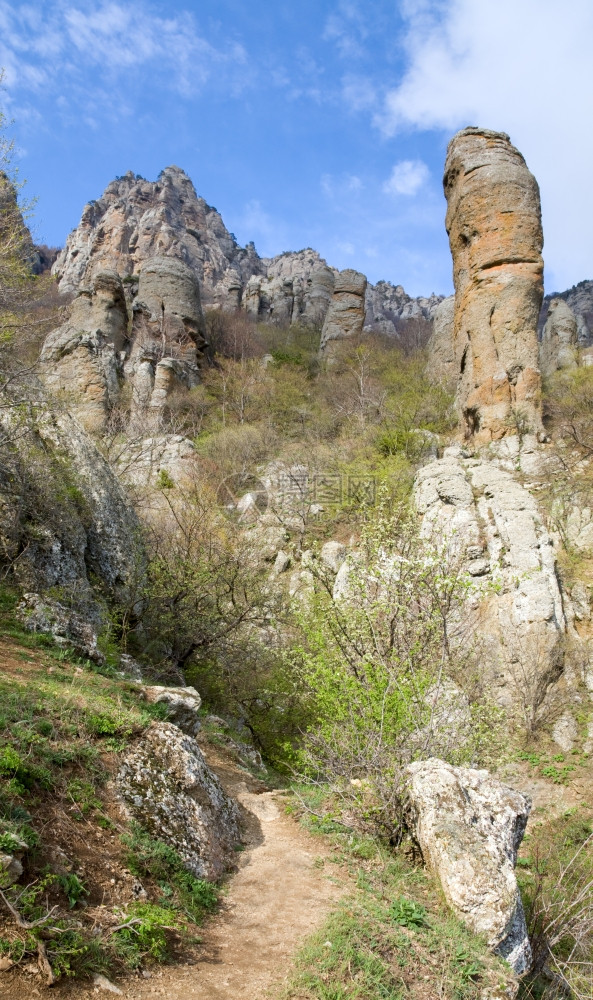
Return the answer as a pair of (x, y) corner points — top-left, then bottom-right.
(444, 127), (544, 443)
(319, 269), (367, 359)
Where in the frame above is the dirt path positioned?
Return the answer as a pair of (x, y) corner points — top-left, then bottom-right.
(120, 755), (345, 999)
(48, 752), (346, 1000)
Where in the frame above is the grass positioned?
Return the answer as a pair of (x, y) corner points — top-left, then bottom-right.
(122, 823), (219, 923)
(0, 585), (221, 983)
(278, 787), (516, 1000)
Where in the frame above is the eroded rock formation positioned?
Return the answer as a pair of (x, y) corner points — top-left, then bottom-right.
(443, 127), (544, 443)
(540, 279), (593, 347)
(414, 447), (569, 709)
(51, 167), (443, 343)
(319, 268), (367, 357)
(540, 297), (579, 377)
(425, 295), (456, 390)
(41, 256), (208, 432)
(40, 270), (128, 432)
(405, 758), (532, 975)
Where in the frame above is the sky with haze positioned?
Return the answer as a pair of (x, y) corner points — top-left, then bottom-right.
(0, 0), (591, 297)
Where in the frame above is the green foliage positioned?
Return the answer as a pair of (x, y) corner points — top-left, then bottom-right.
(518, 808), (593, 998)
(57, 872), (89, 908)
(112, 902), (180, 967)
(390, 897), (429, 928)
(122, 823), (218, 923)
(292, 494), (505, 836)
(156, 468), (176, 490)
(280, 839), (508, 1000)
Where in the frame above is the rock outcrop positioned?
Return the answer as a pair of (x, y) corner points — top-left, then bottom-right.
(405, 758), (532, 975)
(539, 298), (579, 377)
(539, 279), (593, 347)
(443, 127), (544, 443)
(319, 269), (367, 358)
(51, 167), (445, 346)
(116, 722), (241, 879)
(41, 255), (208, 433)
(0, 399), (141, 604)
(17, 592), (104, 663)
(40, 270), (128, 432)
(52, 167), (264, 302)
(141, 685), (202, 737)
(364, 281), (443, 338)
(414, 448), (569, 708)
(425, 295), (456, 390)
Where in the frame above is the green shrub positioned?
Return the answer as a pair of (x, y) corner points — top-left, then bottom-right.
(122, 824), (218, 922)
(518, 808), (593, 998)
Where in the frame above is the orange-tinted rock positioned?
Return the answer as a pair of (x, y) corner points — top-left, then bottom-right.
(444, 128), (544, 443)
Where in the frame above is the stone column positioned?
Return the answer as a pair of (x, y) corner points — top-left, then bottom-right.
(444, 127), (544, 443)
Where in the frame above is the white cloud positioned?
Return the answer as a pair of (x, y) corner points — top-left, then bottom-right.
(341, 74), (376, 113)
(337, 240), (355, 255)
(321, 173), (363, 198)
(383, 159), (429, 196)
(324, 1), (369, 59)
(375, 0), (593, 289)
(0, 1), (249, 108)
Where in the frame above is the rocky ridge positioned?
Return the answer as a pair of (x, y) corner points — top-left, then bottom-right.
(51, 166), (443, 340)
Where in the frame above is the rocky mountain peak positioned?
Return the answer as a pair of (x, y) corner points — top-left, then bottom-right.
(51, 168), (443, 339)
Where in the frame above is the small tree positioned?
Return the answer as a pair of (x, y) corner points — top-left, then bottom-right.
(293, 496), (505, 837)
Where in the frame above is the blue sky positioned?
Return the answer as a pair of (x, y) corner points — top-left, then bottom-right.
(1, 0), (592, 297)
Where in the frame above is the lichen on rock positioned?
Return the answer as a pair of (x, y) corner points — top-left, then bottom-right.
(116, 722), (241, 880)
(404, 758), (532, 976)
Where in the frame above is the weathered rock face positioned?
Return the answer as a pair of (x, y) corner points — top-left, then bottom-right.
(40, 270), (128, 432)
(52, 167), (264, 302)
(405, 758), (532, 975)
(52, 167), (446, 346)
(540, 298), (579, 377)
(17, 592), (104, 663)
(141, 685), (202, 737)
(41, 256), (208, 432)
(364, 281), (443, 339)
(116, 722), (241, 879)
(540, 279), (593, 347)
(319, 269), (367, 357)
(414, 449), (569, 708)
(425, 295), (456, 390)
(0, 400), (141, 603)
(444, 127), (544, 443)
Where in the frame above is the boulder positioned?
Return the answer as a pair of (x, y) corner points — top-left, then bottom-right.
(319, 269), (367, 358)
(443, 127), (544, 443)
(320, 540), (347, 574)
(116, 722), (240, 880)
(141, 685), (202, 736)
(404, 758), (532, 975)
(0, 853), (24, 889)
(540, 298), (579, 377)
(17, 593), (104, 663)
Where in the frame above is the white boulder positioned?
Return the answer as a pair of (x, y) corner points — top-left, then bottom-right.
(404, 758), (532, 976)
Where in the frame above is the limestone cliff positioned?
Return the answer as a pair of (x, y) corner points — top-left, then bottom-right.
(40, 257), (207, 433)
(540, 298), (579, 377)
(51, 166), (444, 340)
(443, 127), (544, 443)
